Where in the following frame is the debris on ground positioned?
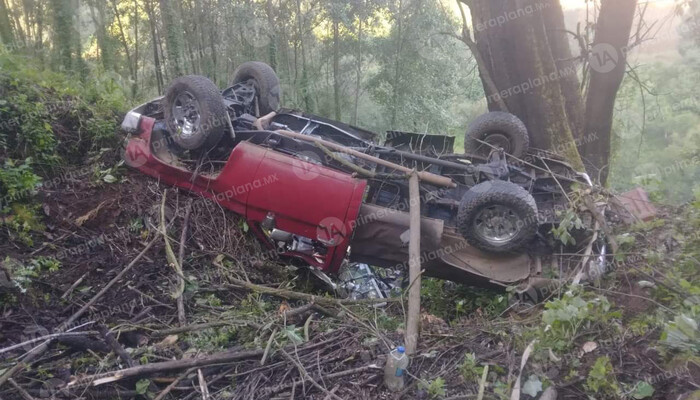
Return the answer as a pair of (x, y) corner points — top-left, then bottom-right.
(1, 164), (699, 399)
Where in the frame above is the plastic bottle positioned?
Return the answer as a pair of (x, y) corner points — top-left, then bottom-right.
(384, 346), (409, 391)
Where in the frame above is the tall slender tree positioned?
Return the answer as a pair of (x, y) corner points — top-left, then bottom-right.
(159, 0), (183, 77)
(51, 0), (76, 71)
(0, 0), (15, 47)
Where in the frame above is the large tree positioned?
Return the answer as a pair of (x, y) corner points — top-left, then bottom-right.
(459, 0), (638, 183)
(0, 0), (14, 47)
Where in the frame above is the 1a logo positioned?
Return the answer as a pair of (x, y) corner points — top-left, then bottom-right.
(316, 217), (347, 247)
(589, 43), (619, 74)
(122, 142), (149, 168)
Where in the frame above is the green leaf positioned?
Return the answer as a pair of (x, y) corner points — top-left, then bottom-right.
(102, 174), (117, 183)
(522, 375), (543, 397)
(631, 381), (654, 399)
(135, 379), (150, 395)
(282, 325), (304, 344)
(239, 220), (249, 233)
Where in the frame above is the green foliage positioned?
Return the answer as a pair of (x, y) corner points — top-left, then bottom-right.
(279, 325), (305, 345)
(550, 209), (585, 246)
(610, 58), (700, 204)
(660, 314), (700, 353)
(418, 377), (446, 399)
(0, 53), (126, 165)
(0, 53), (127, 245)
(630, 381), (655, 399)
(187, 327), (238, 351)
(0, 158), (43, 245)
(1, 203), (44, 246)
(585, 356), (620, 398)
(420, 278), (507, 322)
(374, 311), (402, 332)
(3, 256), (61, 292)
(458, 352), (483, 383)
(30, 256), (61, 272)
(93, 160), (125, 184)
(0, 158), (41, 204)
(366, 0), (483, 136)
(134, 379), (151, 396)
(541, 288), (620, 352)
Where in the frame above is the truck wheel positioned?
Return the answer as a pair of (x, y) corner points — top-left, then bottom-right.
(457, 180), (538, 253)
(465, 112), (529, 158)
(164, 75), (227, 151)
(232, 61), (282, 115)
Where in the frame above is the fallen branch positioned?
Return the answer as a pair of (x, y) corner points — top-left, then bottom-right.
(61, 272), (87, 299)
(0, 331), (99, 356)
(274, 129), (455, 188)
(8, 378), (35, 400)
(67, 336), (339, 388)
(151, 320), (262, 337)
(0, 237), (158, 387)
(177, 198), (193, 326)
(278, 348), (343, 400)
(68, 348), (266, 388)
(99, 325), (135, 367)
(315, 142), (406, 181)
(100, 325), (160, 394)
(260, 329), (277, 365)
(154, 368), (194, 400)
(266, 364), (381, 396)
(160, 190), (185, 299)
(197, 369), (210, 400)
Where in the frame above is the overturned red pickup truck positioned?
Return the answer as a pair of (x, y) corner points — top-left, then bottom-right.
(122, 61), (593, 293)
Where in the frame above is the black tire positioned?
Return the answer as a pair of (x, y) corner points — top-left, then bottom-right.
(464, 112), (529, 158)
(231, 61), (282, 115)
(163, 75), (227, 151)
(457, 180), (538, 253)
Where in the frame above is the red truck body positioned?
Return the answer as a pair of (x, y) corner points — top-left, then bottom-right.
(124, 116), (367, 273)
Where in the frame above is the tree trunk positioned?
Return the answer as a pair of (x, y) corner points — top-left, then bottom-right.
(332, 19), (341, 121)
(145, 0), (164, 93)
(464, 0), (637, 180)
(74, 0), (87, 78)
(110, 0), (136, 93)
(133, 0), (139, 92)
(159, 0), (183, 77)
(352, 14), (363, 125)
(87, 0), (113, 71)
(8, 0), (25, 46)
(541, 0), (585, 141)
(266, 0), (277, 71)
(468, 0), (584, 170)
(51, 0), (75, 71)
(296, 0), (313, 111)
(35, 0), (43, 64)
(580, 0), (637, 184)
(0, 0), (15, 47)
(390, 0), (404, 127)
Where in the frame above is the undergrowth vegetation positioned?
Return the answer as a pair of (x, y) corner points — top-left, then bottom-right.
(400, 198), (700, 399)
(0, 53), (128, 246)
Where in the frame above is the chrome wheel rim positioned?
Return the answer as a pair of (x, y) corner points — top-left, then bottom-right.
(171, 91), (201, 139)
(473, 204), (522, 245)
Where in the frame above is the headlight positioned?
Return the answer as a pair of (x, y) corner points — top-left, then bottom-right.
(121, 111), (142, 134)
